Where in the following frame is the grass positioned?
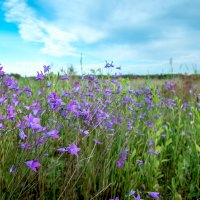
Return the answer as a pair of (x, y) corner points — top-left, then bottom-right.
(0, 66), (200, 200)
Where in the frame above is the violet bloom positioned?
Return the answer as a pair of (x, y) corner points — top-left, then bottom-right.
(25, 160), (41, 172)
(19, 129), (28, 140)
(43, 65), (50, 73)
(58, 147), (67, 153)
(117, 148), (128, 168)
(36, 71), (45, 80)
(7, 105), (16, 119)
(93, 139), (103, 145)
(60, 74), (69, 80)
(137, 160), (144, 166)
(148, 192), (160, 199)
(146, 122), (154, 128)
(149, 140), (155, 146)
(23, 86), (31, 92)
(47, 82), (52, 87)
(47, 92), (65, 111)
(24, 114), (41, 129)
(35, 137), (46, 146)
(129, 190), (135, 196)
(134, 194), (142, 200)
(67, 144), (80, 157)
(32, 101), (42, 116)
(20, 142), (31, 149)
(104, 61), (114, 68)
(46, 129), (60, 138)
(10, 165), (14, 174)
(161, 133), (166, 138)
(109, 197), (119, 200)
(38, 90), (43, 95)
(148, 148), (159, 155)
(80, 129), (89, 136)
(0, 123), (5, 129)
(117, 160), (125, 168)
(153, 151), (159, 155)
(0, 66), (5, 76)
(17, 121), (26, 129)
(67, 101), (79, 114)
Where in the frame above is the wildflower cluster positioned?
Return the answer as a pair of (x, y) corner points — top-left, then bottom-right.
(0, 64), (199, 199)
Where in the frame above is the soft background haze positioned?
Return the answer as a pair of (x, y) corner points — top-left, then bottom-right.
(0, 0), (200, 76)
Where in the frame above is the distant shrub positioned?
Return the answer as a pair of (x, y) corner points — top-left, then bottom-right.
(10, 73), (21, 79)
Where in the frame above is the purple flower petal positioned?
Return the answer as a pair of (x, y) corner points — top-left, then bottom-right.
(46, 129), (59, 138)
(93, 139), (103, 144)
(148, 192), (160, 199)
(67, 144), (80, 157)
(10, 165), (14, 174)
(25, 160), (41, 172)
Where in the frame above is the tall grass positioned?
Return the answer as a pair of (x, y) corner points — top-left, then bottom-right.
(0, 65), (200, 199)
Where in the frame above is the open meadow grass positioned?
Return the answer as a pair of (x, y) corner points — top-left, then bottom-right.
(0, 64), (200, 200)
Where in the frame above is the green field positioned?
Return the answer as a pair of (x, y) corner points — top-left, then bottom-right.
(0, 66), (200, 200)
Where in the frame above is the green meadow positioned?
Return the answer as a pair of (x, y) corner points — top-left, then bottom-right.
(0, 66), (200, 200)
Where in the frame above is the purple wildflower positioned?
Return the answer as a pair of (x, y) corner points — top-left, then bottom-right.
(47, 92), (65, 111)
(105, 61), (114, 68)
(25, 160), (41, 172)
(60, 74), (69, 80)
(0, 123), (5, 129)
(148, 148), (154, 153)
(20, 142), (31, 149)
(148, 192), (160, 199)
(46, 129), (60, 138)
(47, 82), (52, 87)
(23, 114), (42, 129)
(153, 151), (159, 155)
(67, 144), (80, 157)
(23, 86), (31, 92)
(80, 129), (89, 136)
(134, 194), (142, 200)
(117, 148), (128, 168)
(117, 160), (125, 168)
(10, 165), (14, 174)
(161, 133), (166, 138)
(149, 140), (155, 146)
(36, 71), (45, 80)
(58, 148), (67, 153)
(35, 137), (46, 146)
(43, 65), (50, 73)
(17, 121), (26, 129)
(19, 129), (28, 140)
(93, 139), (103, 144)
(129, 190), (135, 196)
(137, 160), (144, 166)
(145, 121), (154, 128)
(109, 197), (119, 200)
(0, 66), (5, 76)
(38, 90), (43, 95)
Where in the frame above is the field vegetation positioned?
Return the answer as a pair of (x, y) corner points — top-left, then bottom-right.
(0, 64), (200, 200)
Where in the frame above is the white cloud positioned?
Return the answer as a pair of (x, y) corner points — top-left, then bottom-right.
(3, 0), (78, 56)
(2, 60), (47, 76)
(70, 25), (106, 44)
(85, 26), (200, 70)
(107, 0), (185, 28)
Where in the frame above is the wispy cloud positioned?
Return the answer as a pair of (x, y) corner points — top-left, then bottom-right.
(3, 0), (78, 56)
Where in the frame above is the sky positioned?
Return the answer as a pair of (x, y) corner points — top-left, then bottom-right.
(0, 0), (200, 76)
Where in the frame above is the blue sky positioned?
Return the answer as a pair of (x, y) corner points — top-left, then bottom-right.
(0, 0), (200, 75)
